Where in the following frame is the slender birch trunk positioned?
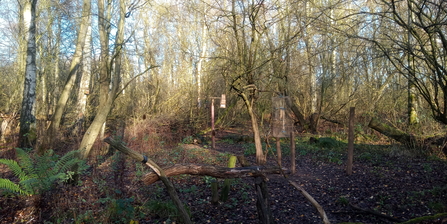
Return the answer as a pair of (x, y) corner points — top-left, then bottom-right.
(18, 0), (38, 149)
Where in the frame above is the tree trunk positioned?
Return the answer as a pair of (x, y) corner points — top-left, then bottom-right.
(1, 112), (17, 143)
(18, 0), (37, 149)
(309, 112), (320, 134)
(97, 0), (112, 111)
(276, 137), (282, 167)
(290, 131), (296, 174)
(78, 96), (114, 158)
(220, 155), (237, 202)
(78, 0), (124, 159)
(46, 0), (91, 142)
(408, 81), (419, 125)
(196, 11), (208, 108)
(73, 23), (92, 136)
(240, 92), (266, 165)
(407, 1), (419, 126)
(286, 96), (308, 128)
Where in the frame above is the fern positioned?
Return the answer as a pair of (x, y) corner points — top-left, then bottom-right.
(0, 179), (30, 195)
(54, 150), (83, 174)
(15, 148), (37, 179)
(0, 158), (29, 182)
(0, 149), (88, 196)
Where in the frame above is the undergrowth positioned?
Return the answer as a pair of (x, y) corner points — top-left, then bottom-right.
(0, 148), (88, 196)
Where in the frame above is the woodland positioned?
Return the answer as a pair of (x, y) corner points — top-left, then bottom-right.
(1, 0), (447, 223)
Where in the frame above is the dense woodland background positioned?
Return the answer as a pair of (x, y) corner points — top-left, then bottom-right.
(1, 0), (447, 223)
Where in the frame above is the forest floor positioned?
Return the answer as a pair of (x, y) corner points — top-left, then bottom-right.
(1, 127), (447, 224)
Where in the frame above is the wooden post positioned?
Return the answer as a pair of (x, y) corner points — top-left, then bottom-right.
(347, 107), (355, 175)
(210, 96), (225, 149)
(290, 131), (296, 174)
(211, 180), (219, 205)
(221, 155), (237, 201)
(211, 98), (216, 149)
(255, 177), (273, 224)
(276, 137), (282, 167)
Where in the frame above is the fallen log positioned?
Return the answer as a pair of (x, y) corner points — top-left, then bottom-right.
(368, 118), (447, 155)
(142, 164), (285, 185)
(368, 118), (420, 144)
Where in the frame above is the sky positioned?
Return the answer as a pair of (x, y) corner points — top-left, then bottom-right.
(0, 0), (18, 65)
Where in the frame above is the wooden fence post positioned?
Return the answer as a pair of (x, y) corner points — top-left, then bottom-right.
(276, 137), (282, 167)
(290, 131), (296, 174)
(347, 107), (355, 175)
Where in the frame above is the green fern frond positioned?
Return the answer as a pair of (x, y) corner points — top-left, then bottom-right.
(0, 178), (31, 195)
(35, 150), (55, 178)
(0, 149), (88, 196)
(20, 178), (38, 195)
(0, 159), (31, 182)
(53, 150), (81, 173)
(15, 148), (37, 179)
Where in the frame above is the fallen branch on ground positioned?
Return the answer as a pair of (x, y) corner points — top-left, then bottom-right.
(142, 164), (285, 185)
(104, 137), (192, 224)
(289, 180), (331, 224)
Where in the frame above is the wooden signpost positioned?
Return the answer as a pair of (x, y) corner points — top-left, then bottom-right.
(210, 94), (226, 149)
(271, 96), (295, 171)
